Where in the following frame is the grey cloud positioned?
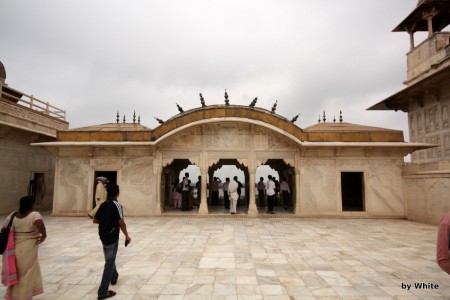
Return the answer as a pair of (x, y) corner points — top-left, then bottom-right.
(0, 0), (417, 136)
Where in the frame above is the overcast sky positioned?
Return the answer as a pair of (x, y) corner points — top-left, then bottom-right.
(1, 0), (429, 140)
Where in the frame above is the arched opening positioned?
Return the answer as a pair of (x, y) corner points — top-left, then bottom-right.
(258, 159), (295, 214)
(208, 159), (248, 214)
(161, 159), (200, 212)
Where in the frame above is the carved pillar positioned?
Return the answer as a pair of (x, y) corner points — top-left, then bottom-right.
(423, 9), (437, 37)
(293, 152), (301, 215)
(247, 127), (258, 215)
(247, 167), (257, 216)
(408, 31), (415, 51)
(198, 152), (209, 214)
(153, 151), (163, 214)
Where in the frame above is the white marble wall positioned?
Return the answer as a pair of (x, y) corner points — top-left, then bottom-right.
(403, 165), (450, 225)
(50, 122), (410, 218)
(299, 157), (405, 217)
(409, 85), (450, 163)
(53, 154), (155, 216)
(0, 127), (55, 214)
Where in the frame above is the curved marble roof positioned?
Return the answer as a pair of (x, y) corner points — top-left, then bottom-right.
(58, 105), (404, 143)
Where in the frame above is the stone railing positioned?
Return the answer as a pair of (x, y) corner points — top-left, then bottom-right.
(0, 82), (66, 121)
(406, 32), (450, 85)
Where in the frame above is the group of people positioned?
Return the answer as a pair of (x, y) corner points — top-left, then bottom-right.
(257, 176), (291, 212)
(170, 173), (292, 215)
(172, 173), (195, 211)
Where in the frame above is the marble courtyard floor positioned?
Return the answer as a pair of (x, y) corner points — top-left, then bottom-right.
(1, 210), (449, 300)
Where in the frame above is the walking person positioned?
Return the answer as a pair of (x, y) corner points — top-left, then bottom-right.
(93, 184), (131, 299)
(228, 176), (239, 214)
(89, 177), (108, 218)
(2, 196), (47, 300)
(266, 175), (276, 214)
(280, 176), (291, 210)
(223, 177), (230, 209)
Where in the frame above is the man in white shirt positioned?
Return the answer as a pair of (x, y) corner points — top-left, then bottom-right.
(228, 176), (239, 214)
(265, 175), (276, 214)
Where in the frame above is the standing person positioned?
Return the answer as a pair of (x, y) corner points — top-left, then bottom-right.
(195, 176), (201, 207)
(2, 196), (47, 300)
(280, 177), (291, 210)
(211, 177), (221, 206)
(172, 179), (182, 209)
(94, 184), (131, 300)
(437, 211), (450, 274)
(273, 177), (280, 207)
(188, 180), (194, 210)
(228, 176), (239, 214)
(257, 177), (265, 207)
(181, 173), (190, 211)
(236, 179), (243, 201)
(89, 177), (108, 218)
(223, 177), (230, 209)
(266, 175), (276, 214)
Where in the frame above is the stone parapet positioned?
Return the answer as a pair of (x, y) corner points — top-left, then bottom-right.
(0, 98), (68, 137)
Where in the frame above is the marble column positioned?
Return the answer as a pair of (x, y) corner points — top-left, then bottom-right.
(247, 168), (258, 216)
(198, 152), (209, 214)
(154, 152), (163, 214)
(294, 152), (301, 215)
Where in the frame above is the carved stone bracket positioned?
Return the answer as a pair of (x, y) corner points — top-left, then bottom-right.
(334, 147), (342, 157)
(427, 88), (440, 102)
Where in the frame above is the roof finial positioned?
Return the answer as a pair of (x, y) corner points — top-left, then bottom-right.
(116, 111), (120, 124)
(249, 97), (257, 107)
(199, 93), (206, 107)
(339, 110), (343, 123)
(133, 111), (136, 124)
(333, 115), (336, 123)
(123, 115), (126, 123)
(176, 103), (184, 113)
(154, 117), (165, 124)
(322, 110), (326, 123)
(318, 114), (321, 123)
(224, 89), (229, 106)
(291, 113), (300, 123)
(271, 100), (278, 113)
(138, 115), (140, 124)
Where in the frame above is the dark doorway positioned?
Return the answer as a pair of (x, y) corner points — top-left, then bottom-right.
(29, 173), (45, 205)
(341, 172), (365, 211)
